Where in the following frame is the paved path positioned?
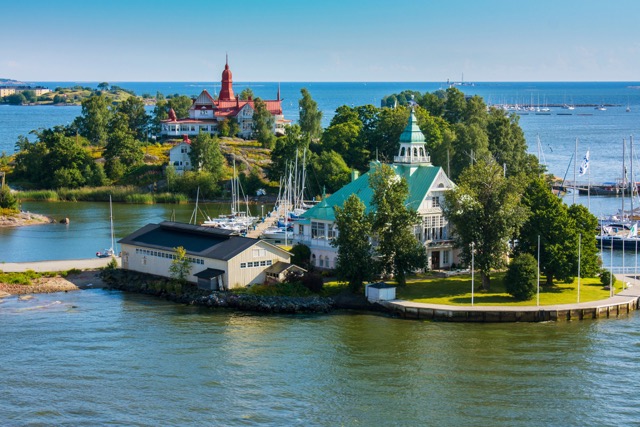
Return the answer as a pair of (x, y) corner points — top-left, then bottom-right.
(0, 257), (121, 273)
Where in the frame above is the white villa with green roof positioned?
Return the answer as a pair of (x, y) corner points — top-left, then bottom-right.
(293, 109), (458, 271)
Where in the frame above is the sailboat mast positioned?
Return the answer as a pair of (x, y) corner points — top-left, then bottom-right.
(623, 138), (626, 222)
(109, 195), (115, 252)
(632, 135), (635, 225)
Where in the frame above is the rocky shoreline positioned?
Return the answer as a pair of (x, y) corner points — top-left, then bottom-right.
(0, 270), (106, 298)
(100, 269), (385, 315)
(0, 211), (52, 228)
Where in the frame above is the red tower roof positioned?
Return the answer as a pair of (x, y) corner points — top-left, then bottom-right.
(219, 55), (235, 101)
(168, 108), (177, 121)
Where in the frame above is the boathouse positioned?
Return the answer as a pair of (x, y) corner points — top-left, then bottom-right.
(118, 221), (293, 290)
(294, 109), (458, 270)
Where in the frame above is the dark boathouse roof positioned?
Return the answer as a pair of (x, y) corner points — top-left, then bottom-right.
(118, 221), (259, 261)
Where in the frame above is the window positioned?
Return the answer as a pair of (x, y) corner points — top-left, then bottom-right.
(432, 196), (440, 208)
(443, 250), (450, 264)
(240, 262), (247, 268)
(260, 260), (266, 266)
(247, 262), (253, 268)
(266, 260), (272, 266)
(328, 224), (337, 239)
(311, 222), (326, 239)
(253, 248), (266, 258)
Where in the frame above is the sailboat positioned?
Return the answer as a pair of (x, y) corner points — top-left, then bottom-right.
(202, 158), (257, 232)
(96, 195), (116, 258)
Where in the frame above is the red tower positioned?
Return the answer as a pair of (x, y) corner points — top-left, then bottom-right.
(219, 54), (235, 101)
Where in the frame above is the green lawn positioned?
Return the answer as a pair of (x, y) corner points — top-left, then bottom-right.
(394, 272), (621, 306)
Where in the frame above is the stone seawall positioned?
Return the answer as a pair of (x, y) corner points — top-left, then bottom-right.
(100, 269), (335, 314)
(381, 297), (640, 322)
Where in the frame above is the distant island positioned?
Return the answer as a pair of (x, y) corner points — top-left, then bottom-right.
(0, 80), (155, 106)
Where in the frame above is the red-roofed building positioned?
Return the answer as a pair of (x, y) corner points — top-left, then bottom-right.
(160, 57), (290, 139)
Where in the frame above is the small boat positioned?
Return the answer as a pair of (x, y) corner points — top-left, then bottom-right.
(96, 196), (116, 258)
(261, 226), (293, 240)
(595, 105), (607, 111)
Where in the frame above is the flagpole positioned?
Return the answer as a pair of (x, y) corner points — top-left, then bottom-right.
(573, 137), (578, 205)
(471, 242), (475, 306)
(537, 235), (540, 307)
(577, 233), (581, 303)
(587, 146), (591, 211)
(610, 238), (614, 298)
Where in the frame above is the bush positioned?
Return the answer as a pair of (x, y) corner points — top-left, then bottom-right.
(0, 185), (18, 210)
(505, 253), (538, 300)
(600, 270), (618, 288)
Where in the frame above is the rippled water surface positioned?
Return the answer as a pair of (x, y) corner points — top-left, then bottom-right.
(2, 290), (640, 426)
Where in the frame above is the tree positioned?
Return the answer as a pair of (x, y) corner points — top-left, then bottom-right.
(252, 97), (276, 148)
(188, 132), (224, 178)
(333, 194), (374, 292)
(269, 124), (305, 181)
(4, 93), (26, 105)
(517, 178), (599, 286)
(151, 92), (168, 135)
(505, 253), (538, 300)
(239, 88), (254, 100)
(116, 96), (149, 141)
(369, 164), (427, 286)
(21, 90), (36, 103)
(169, 246), (191, 284)
(567, 204), (601, 277)
(74, 94), (111, 145)
(367, 107), (409, 162)
(104, 112), (143, 180)
(97, 82), (110, 91)
(290, 243), (311, 269)
(310, 150), (350, 193)
(443, 158), (528, 291)
(167, 95), (193, 119)
(298, 88), (322, 143)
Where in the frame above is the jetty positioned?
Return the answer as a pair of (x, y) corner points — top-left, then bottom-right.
(381, 273), (640, 322)
(1, 257), (120, 273)
(245, 203), (289, 240)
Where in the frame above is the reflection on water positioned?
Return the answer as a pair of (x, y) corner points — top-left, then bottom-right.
(0, 200), (272, 262)
(1, 289), (639, 426)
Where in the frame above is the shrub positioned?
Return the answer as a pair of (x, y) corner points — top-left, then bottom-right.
(0, 185), (18, 210)
(600, 270), (618, 288)
(505, 253), (538, 300)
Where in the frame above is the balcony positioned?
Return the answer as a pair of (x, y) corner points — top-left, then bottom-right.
(393, 155), (431, 164)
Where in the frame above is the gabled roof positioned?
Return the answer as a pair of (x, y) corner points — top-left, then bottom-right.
(193, 90), (216, 106)
(302, 162), (444, 222)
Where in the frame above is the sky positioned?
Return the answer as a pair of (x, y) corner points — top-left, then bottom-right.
(2, 0), (640, 82)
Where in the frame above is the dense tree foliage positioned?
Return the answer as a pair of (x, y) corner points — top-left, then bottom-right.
(369, 164), (427, 286)
(269, 124), (306, 181)
(188, 132), (224, 178)
(166, 95), (193, 119)
(333, 194), (374, 292)
(516, 178), (600, 285)
(310, 150), (351, 194)
(103, 112), (143, 180)
(74, 94), (111, 145)
(12, 128), (106, 188)
(115, 96), (149, 141)
(443, 159), (528, 290)
(169, 246), (191, 284)
(239, 88), (254, 100)
(298, 88), (323, 144)
(252, 97), (276, 149)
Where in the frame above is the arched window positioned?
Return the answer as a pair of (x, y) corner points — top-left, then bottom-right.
(311, 254), (317, 266)
(325, 256), (331, 268)
(400, 147), (406, 156)
(413, 147), (418, 157)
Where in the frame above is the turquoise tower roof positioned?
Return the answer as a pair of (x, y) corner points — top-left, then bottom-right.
(398, 109), (425, 144)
